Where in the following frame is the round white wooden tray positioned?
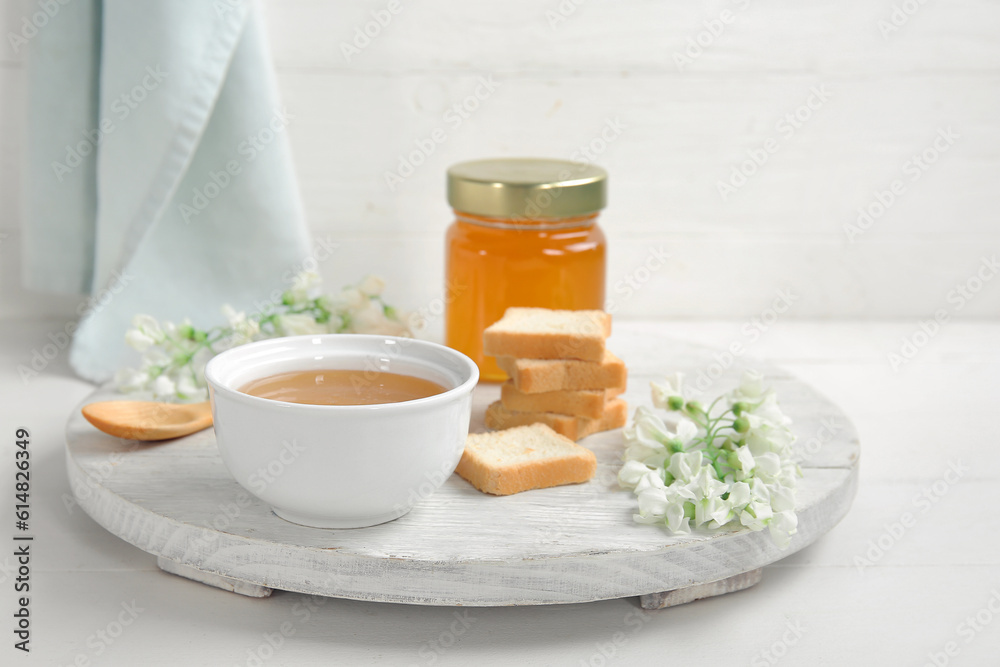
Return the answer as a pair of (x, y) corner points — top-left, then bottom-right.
(65, 329), (859, 607)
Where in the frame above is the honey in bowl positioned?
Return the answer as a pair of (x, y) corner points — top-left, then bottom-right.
(239, 370), (447, 406)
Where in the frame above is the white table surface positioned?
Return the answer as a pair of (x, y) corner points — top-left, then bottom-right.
(2, 319), (998, 666)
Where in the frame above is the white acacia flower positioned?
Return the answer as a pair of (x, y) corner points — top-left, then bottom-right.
(618, 460), (653, 489)
(287, 271), (321, 304)
(735, 446), (756, 475)
(131, 314), (163, 339)
(753, 392), (792, 428)
(651, 372), (684, 409)
(191, 348), (214, 384)
(323, 313), (345, 333)
(667, 450), (703, 483)
(358, 275), (386, 297)
(664, 499), (691, 534)
(623, 407), (670, 462)
(635, 469), (666, 493)
(221, 305), (246, 329)
(125, 328), (156, 352)
(733, 369), (765, 400)
(277, 313), (326, 336)
(618, 369), (799, 548)
(689, 466), (727, 501)
(176, 372), (206, 401)
(352, 301), (389, 332)
(674, 418), (698, 444)
(152, 374), (176, 399)
(351, 303), (410, 336)
(114, 367), (148, 393)
(754, 452), (782, 478)
(769, 484), (796, 513)
(769, 510), (798, 548)
(695, 495), (728, 528)
(114, 276), (411, 402)
(637, 486), (670, 518)
(139, 346), (171, 370)
(727, 481), (751, 510)
(338, 287), (366, 311)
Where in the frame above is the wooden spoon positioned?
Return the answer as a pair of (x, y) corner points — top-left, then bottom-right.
(81, 400), (213, 441)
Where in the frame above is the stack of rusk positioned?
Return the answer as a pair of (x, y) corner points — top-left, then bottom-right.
(482, 308), (627, 441)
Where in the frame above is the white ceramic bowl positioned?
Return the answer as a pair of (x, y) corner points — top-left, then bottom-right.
(204, 334), (478, 528)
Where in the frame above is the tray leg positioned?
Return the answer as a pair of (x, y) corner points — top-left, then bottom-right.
(639, 568), (763, 609)
(156, 556), (273, 598)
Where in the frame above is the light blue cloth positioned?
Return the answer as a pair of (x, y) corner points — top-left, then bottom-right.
(23, 0), (311, 382)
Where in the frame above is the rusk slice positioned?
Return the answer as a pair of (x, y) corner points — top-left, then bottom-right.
(456, 424), (597, 496)
(482, 308), (611, 362)
(496, 351), (627, 394)
(484, 398), (629, 442)
(500, 381), (624, 419)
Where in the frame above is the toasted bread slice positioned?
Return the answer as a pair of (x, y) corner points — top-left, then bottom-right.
(456, 424), (597, 496)
(484, 398), (628, 442)
(496, 351), (627, 394)
(500, 381), (624, 419)
(483, 308), (611, 362)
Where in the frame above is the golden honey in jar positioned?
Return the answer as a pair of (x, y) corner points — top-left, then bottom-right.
(445, 158), (607, 381)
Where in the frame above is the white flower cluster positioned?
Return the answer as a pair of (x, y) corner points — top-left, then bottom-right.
(114, 272), (413, 402)
(618, 370), (801, 548)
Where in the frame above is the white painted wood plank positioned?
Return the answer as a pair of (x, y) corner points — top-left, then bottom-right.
(7, 319), (999, 582)
(15, 566), (1000, 666)
(261, 0), (1000, 74)
(275, 71), (999, 237)
(63, 333), (858, 606)
(4, 32), (1000, 321)
(2, 319), (999, 664)
(6, 1), (1000, 74)
(5, 221), (999, 326)
(283, 234), (1000, 322)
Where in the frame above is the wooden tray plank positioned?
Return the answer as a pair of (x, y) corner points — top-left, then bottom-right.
(66, 334), (859, 606)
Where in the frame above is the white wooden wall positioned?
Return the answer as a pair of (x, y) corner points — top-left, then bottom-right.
(3, 0), (999, 325)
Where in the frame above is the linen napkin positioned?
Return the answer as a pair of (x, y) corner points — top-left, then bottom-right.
(23, 0), (311, 382)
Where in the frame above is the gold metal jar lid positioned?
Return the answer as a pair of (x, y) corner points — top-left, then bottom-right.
(447, 158), (607, 220)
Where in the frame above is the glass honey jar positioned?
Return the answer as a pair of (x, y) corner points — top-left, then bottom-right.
(445, 158), (608, 381)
